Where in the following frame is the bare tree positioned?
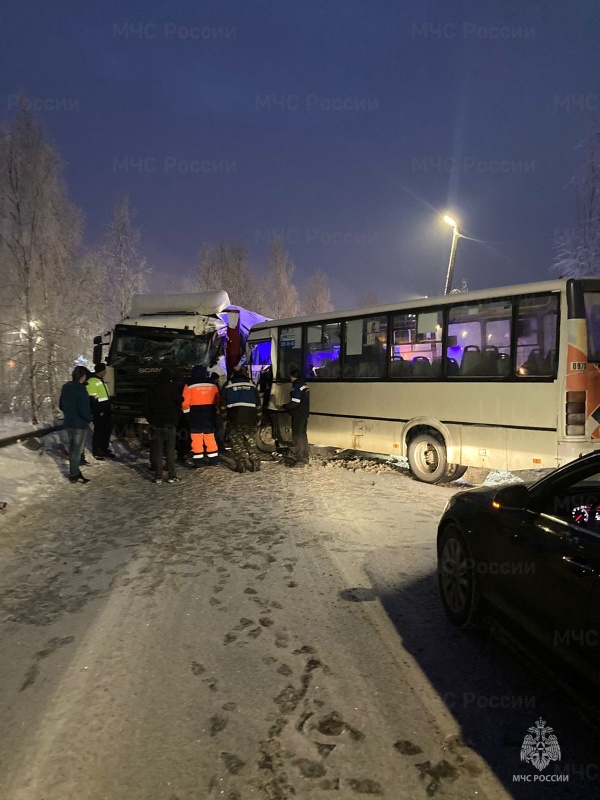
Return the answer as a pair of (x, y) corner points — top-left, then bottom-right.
(0, 109), (90, 421)
(303, 270), (333, 314)
(103, 195), (150, 322)
(553, 130), (600, 278)
(265, 236), (299, 318)
(196, 240), (265, 311)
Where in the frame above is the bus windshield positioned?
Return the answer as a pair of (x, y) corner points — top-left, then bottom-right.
(110, 330), (213, 368)
(585, 293), (600, 362)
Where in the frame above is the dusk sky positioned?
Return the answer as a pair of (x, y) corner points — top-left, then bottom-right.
(1, 0), (598, 309)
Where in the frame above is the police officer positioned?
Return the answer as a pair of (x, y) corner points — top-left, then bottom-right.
(282, 367), (310, 467)
(86, 363), (114, 460)
(221, 366), (261, 473)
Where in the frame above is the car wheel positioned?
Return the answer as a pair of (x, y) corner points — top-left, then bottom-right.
(438, 524), (482, 628)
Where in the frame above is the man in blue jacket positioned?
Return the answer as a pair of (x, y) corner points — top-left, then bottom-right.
(59, 366), (93, 483)
(281, 367), (310, 467)
(221, 366), (261, 473)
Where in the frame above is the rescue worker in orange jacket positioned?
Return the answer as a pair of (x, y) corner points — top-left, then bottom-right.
(182, 365), (221, 467)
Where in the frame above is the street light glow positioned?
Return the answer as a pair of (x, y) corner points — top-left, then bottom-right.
(443, 214), (457, 227)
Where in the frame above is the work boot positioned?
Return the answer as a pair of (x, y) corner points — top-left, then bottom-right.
(104, 450), (116, 459)
(249, 460), (261, 472)
(234, 463), (246, 473)
(93, 453), (105, 462)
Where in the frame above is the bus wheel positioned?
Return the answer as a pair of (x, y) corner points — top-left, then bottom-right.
(256, 422), (276, 453)
(408, 432), (450, 484)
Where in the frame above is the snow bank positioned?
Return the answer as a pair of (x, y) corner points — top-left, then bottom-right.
(0, 413), (39, 438)
(0, 432), (66, 510)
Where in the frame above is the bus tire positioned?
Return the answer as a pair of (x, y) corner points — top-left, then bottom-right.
(407, 432), (450, 484)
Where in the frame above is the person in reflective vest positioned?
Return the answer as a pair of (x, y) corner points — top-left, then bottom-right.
(182, 365), (220, 466)
(281, 367), (310, 466)
(86, 363), (114, 460)
(221, 366), (261, 473)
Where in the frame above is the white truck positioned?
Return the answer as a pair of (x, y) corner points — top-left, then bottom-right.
(92, 291), (266, 432)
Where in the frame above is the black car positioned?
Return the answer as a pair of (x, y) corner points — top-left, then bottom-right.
(437, 452), (600, 699)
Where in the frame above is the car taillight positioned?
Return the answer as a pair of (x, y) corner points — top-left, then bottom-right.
(566, 390), (586, 436)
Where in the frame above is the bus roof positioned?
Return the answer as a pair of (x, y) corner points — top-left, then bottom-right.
(250, 278), (595, 330)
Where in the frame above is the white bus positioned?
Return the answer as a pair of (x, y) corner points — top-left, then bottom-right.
(247, 278), (600, 483)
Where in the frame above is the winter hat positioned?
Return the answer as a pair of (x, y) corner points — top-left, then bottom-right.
(94, 363), (107, 374)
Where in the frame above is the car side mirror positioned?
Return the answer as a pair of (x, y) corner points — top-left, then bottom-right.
(492, 484), (530, 512)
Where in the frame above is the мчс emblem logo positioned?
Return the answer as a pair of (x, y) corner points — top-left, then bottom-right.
(520, 718), (561, 771)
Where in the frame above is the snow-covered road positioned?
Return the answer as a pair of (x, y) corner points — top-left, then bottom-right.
(0, 450), (597, 799)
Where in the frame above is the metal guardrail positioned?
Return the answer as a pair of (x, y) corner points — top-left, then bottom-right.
(0, 424), (63, 450)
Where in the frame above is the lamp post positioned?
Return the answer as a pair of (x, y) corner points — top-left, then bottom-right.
(442, 214), (461, 295)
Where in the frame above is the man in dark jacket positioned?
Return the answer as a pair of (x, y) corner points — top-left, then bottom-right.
(59, 366), (93, 483)
(221, 366), (261, 473)
(282, 367), (310, 467)
(142, 367), (183, 484)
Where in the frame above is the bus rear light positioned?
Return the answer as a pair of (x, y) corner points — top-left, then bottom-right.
(566, 390), (586, 436)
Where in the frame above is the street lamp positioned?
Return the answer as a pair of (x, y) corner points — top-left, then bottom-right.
(442, 215), (461, 295)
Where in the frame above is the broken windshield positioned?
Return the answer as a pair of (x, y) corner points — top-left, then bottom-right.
(110, 332), (213, 368)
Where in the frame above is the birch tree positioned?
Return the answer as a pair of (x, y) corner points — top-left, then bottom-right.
(303, 270), (333, 314)
(0, 109), (88, 421)
(196, 241), (265, 311)
(103, 195), (149, 323)
(265, 235), (299, 318)
(553, 130), (600, 278)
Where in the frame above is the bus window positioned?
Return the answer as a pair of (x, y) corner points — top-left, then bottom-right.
(249, 340), (272, 384)
(516, 294), (558, 376)
(305, 322), (342, 379)
(447, 299), (512, 377)
(277, 327), (303, 379)
(391, 311), (442, 378)
(344, 315), (387, 378)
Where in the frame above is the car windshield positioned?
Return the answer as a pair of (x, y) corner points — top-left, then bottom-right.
(585, 293), (600, 362)
(110, 333), (212, 368)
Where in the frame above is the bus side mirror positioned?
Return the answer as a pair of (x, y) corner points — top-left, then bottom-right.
(492, 484), (529, 512)
(93, 343), (103, 364)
